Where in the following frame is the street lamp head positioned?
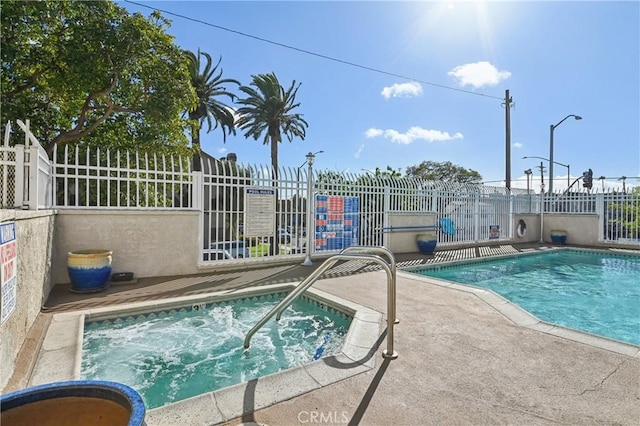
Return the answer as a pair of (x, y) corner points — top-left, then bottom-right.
(305, 152), (315, 166)
(305, 150), (324, 167)
(574, 115), (582, 121)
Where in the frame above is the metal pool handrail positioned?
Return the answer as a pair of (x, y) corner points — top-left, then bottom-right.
(276, 246), (400, 324)
(338, 246), (400, 324)
(276, 245), (398, 324)
(243, 248), (398, 359)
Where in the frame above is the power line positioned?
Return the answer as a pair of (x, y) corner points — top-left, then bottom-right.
(124, 0), (504, 101)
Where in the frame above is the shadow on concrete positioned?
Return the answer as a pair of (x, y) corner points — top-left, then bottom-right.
(348, 358), (392, 426)
(241, 378), (259, 424)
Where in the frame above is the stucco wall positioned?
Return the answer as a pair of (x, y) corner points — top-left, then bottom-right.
(544, 214), (599, 245)
(385, 213), (437, 253)
(53, 210), (201, 284)
(0, 210), (55, 389)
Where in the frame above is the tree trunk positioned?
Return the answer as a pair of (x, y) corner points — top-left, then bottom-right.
(269, 136), (279, 255)
(191, 121), (202, 172)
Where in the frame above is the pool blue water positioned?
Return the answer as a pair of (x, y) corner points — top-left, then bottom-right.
(414, 250), (640, 346)
(81, 293), (351, 409)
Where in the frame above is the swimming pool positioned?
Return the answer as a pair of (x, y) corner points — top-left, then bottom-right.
(408, 249), (640, 346)
(81, 292), (351, 409)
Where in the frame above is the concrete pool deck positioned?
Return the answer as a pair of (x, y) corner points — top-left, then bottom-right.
(9, 244), (640, 425)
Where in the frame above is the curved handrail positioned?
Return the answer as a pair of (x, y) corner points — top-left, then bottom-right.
(340, 245), (396, 283)
(243, 251), (398, 359)
(319, 245), (398, 324)
(276, 246), (398, 324)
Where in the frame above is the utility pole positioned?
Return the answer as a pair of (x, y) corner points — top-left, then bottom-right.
(504, 89), (513, 190)
(598, 176), (606, 191)
(620, 176), (627, 193)
(537, 161), (546, 192)
(538, 161), (546, 243)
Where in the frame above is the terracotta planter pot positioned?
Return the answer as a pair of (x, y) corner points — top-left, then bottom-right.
(1, 380), (146, 426)
(67, 249), (113, 293)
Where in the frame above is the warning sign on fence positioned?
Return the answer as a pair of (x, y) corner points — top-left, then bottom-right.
(315, 195), (359, 251)
(1, 222), (17, 325)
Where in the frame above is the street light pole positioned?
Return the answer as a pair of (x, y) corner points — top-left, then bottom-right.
(549, 114), (582, 194)
(302, 151), (323, 266)
(524, 169), (532, 194)
(539, 164), (545, 243)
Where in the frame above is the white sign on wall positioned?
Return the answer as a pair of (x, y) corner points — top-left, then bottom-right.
(0, 222), (17, 325)
(244, 188), (276, 237)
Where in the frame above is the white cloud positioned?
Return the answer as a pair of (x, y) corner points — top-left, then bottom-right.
(448, 61), (511, 88)
(354, 144), (365, 159)
(217, 147), (227, 154)
(365, 126), (463, 145)
(364, 128), (384, 138)
(513, 142), (523, 148)
(381, 82), (423, 99)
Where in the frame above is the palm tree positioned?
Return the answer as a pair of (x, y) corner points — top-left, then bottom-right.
(185, 49), (239, 170)
(236, 72), (308, 255)
(236, 72), (308, 180)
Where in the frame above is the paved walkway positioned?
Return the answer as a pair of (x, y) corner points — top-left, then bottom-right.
(220, 269), (639, 426)
(44, 244), (530, 312)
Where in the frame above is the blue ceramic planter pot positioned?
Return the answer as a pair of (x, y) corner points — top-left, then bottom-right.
(417, 233), (437, 255)
(67, 250), (113, 293)
(0, 380), (146, 426)
(550, 230), (567, 245)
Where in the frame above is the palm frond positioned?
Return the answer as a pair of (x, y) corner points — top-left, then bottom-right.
(184, 48), (239, 144)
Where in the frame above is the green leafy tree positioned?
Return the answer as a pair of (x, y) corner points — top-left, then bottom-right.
(236, 72), (308, 180)
(185, 49), (239, 170)
(374, 166), (402, 178)
(1, 0), (196, 155)
(405, 161), (482, 184)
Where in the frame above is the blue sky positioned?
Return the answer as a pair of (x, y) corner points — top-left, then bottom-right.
(121, 1), (639, 192)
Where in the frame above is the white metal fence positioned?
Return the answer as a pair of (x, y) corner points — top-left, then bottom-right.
(2, 121), (638, 260)
(598, 192), (639, 242)
(52, 144), (194, 209)
(0, 120), (51, 209)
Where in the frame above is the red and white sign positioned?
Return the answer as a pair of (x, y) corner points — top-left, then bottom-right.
(1, 222), (17, 325)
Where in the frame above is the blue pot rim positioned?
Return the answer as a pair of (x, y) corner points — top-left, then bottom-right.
(0, 380), (145, 426)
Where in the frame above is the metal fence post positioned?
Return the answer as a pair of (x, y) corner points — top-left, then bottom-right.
(13, 144), (25, 208)
(382, 186), (390, 247)
(27, 145), (38, 210)
(595, 192), (605, 242)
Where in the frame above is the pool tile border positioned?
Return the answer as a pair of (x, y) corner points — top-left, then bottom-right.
(84, 291), (352, 328)
(29, 282), (383, 424)
(397, 269), (640, 358)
